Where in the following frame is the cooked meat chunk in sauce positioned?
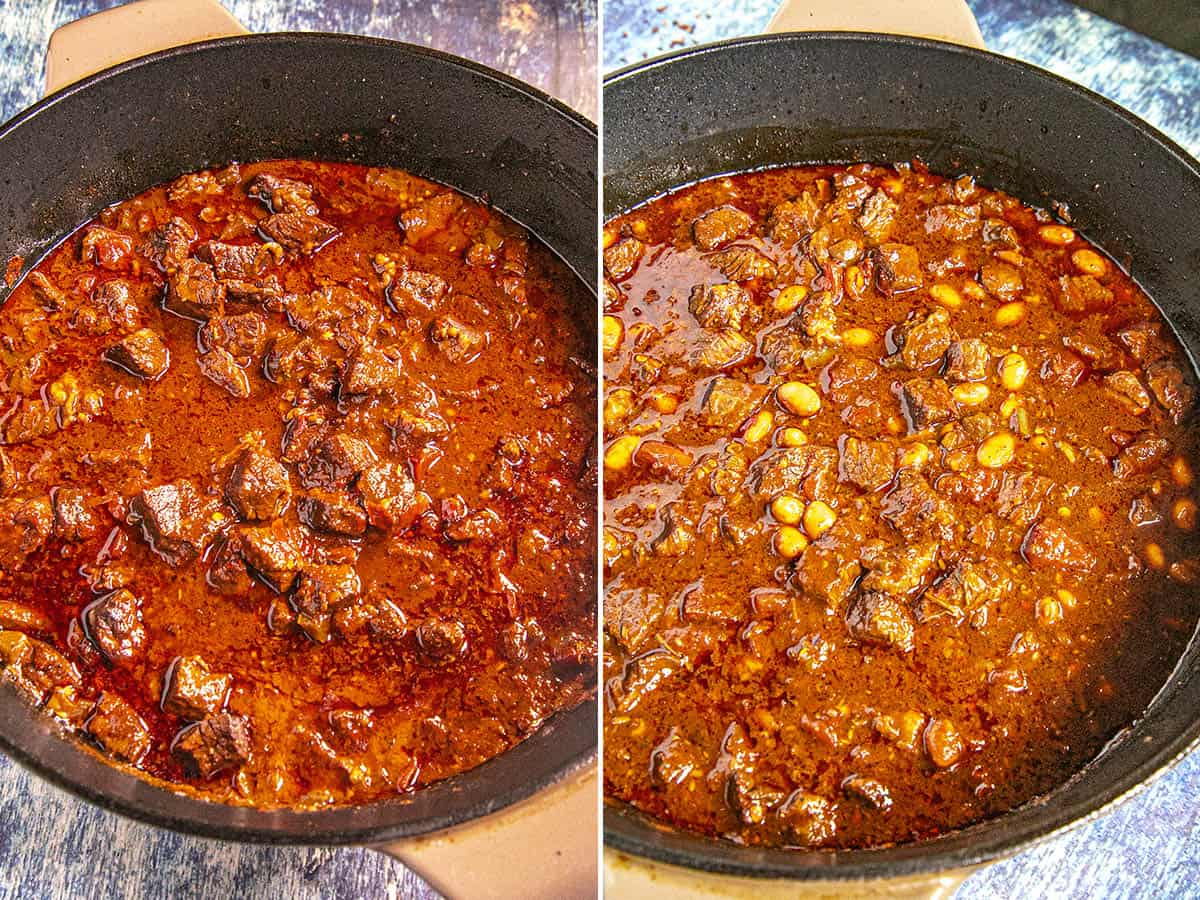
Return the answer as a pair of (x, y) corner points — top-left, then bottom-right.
(603, 162), (1200, 850)
(0, 161), (595, 808)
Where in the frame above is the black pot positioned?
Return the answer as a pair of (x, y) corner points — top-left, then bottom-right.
(0, 32), (597, 846)
(604, 32), (1200, 881)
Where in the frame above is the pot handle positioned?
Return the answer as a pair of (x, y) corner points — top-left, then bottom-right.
(768, 0), (985, 48)
(376, 765), (598, 900)
(44, 0), (247, 96)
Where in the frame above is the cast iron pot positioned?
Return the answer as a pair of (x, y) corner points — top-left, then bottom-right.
(604, 26), (1200, 895)
(0, 6), (597, 899)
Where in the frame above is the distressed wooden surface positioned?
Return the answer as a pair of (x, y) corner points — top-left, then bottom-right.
(0, 2), (593, 899)
(604, 1), (1200, 898)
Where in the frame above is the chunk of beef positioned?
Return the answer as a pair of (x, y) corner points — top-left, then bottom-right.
(52, 487), (97, 540)
(923, 204), (980, 240)
(882, 469), (957, 542)
(429, 316), (486, 363)
(982, 218), (1019, 247)
(944, 339), (990, 383)
(206, 536), (255, 596)
(86, 693), (151, 763)
(104, 328), (170, 379)
(223, 275), (282, 304)
(1116, 321), (1164, 362)
(81, 226), (135, 271)
(298, 432), (377, 491)
(165, 258), (225, 320)
(979, 262), (1023, 301)
(398, 192), (464, 244)
(889, 308), (953, 370)
(857, 189), (898, 242)
(702, 377), (767, 429)
(1021, 520), (1096, 572)
(1058, 274), (1113, 314)
(1112, 435), (1170, 479)
(246, 173), (318, 215)
(692, 205), (755, 251)
(292, 564), (361, 643)
(766, 192), (822, 245)
(898, 378), (956, 433)
(0, 601), (51, 633)
(174, 713), (252, 777)
(143, 217), (197, 271)
(236, 522), (305, 591)
(1104, 371), (1151, 415)
(873, 243), (923, 295)
(198, 348), (251, 398)
(0, 497), (53, 571)
(27, 272), (67, 310)
(162, 655), (231, 720)
(604, 236), (643, 280)
(1147, 360), (1194, 424)
(916, 557), (1011, 622)
(357, 462), (430, 531)
(793, 546), (861, 607)
(0, 631), (79, 704)
(341, 344), (402, 396)
(845, 591), (915, 652)
(751, 446), (838, 502)
(198, 312), (269, 359)
(263, 333), (329, 385)
(694, 329), (754, 371)
(1041, 348), (1087, 390)
(298, 491), (368, 537)
(995, 471), (1055, 528)
(689, 282), (754, 331)
(416, 619), (467, 664)
(333, 596), (408, 643)
(226, 447), (290, 521)
(708, 247), (777, 283)
(838, 437), (895, 491)
(1063, 332), (1122, 370)
(797, 292), (838, 344)
(83, 589), (145, 664)
(860, 540), (937, 596)
(259, 212), (339, 255)
(129, 480), (223, 565)
(444, 507), (505, 543)
(197, 241), (274, 282)
(386, 268), (448, 313)
(74, 279), (148, 335)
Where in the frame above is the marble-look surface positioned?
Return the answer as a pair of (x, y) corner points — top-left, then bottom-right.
(603, 1), (1200, 898)
(0, 2), (592, 899)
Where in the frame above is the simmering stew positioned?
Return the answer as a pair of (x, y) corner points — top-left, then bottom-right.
(602, 163), (1200, 848)
(0, 160), (596, 807)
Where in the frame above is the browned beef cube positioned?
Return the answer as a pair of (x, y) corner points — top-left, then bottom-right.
(692, 205), (754, 250)
(1112, 435), (1170, 479)
(708, 247), (777, 283)
(197, 241), (274, 281)
(874, 243), (923, 294)
(860, 540), (937, 596)
(129, 480), (223, 565)
(694, 329), (753, 370)
(263, 333), (327, 385)
(399, 192), (464, 244)
(86, 692), (151, 763)
(86, 279), (146, 333)
(223, 274), (282, 304)
(995, 471), (1055, 528)
(857, 189), (898, 243)
(923, 204), (980, 240)
(298, 491), (368, 537)
(1063, 332), (1121, 369)
(104, 328), (170, 379)
(944, 339), (990, 383)
(702, 377), (767, 429)
(236, 523), (304, 592)
(334, 597), (408, 642)
(689, 282), (753, 331)
(842, 774), (893, 811)
(889, 309), (953, 370)
(444, 507), (505, 543)
(429, 316), (486, 363)
(1021, 520), (1096, 572)
(226, 447), (290, 521)
(979, 262), (1023, 301)
(766, 192), (822, 246)
(1147, 360), (1195, 424)
(327, 708), (374, 751)
(0, 600), (51, 633)
(752, 446), (839, 502)
(83, 589), (145, 664)
(0, 497), (53, 572)
(0, 631), (79, 704)
(52, 487), (97, 540)
(386, 268), (448, 312)
(1104, 371), (1151, 415)
(838, 437), (896, 491)
(283, 285), (380, 346)
(881, 469), (957, 542)
(246, 173), (318, 215)
(845, 591), (915, 652)
(798, 292), (837, 342)
(292, 564), (361, 643)
(793, 546), (862, 607)
(142, 217), (197, 271)
(916, 557), (1010, 622)
(416, 618), (467, 664)
(299, 433), (377, 491)
(27, 272), (67, 310)
(1116, 321), (1164, 362)
(81, 226), (135, 271)
(165, 258), (226, 320)
(358, 462), (430, 531)
(259, 212), (339, 255)
(1058, 274), (1113, 314)
(198, 348), (251, 398)
(206, 536), (254, 595)
(1041, 348), (1087, 390)
(198, 312), (269, 359)
(982, 218), (1019, 247)
(899, 378), (956, 433)
(604, 235), (644, 280)
(163, 655), (231, 720)
(174, 713), (252, 777)
(341, 344), (402, 395)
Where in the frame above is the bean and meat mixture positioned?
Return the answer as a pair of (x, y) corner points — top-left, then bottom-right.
(0, 160), (596, 807)
(602, 163), (1200, 848)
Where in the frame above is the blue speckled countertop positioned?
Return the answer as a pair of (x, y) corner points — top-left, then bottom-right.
(604, 1), (1200, 898)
